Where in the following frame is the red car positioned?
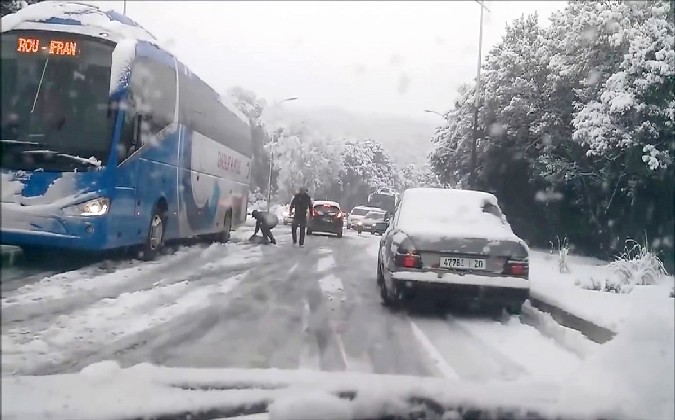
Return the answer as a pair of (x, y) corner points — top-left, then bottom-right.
(307, 201), (344, 238)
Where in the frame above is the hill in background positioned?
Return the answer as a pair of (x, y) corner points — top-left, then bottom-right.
(262, 105), (437, 165)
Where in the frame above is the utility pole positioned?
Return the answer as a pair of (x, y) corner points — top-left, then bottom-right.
(123, 0), (127, 16)
(267, 129), (282, 211)
(469, 0), (489, 188)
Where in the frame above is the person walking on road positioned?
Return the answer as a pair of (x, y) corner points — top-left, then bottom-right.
(250, 210), (277, 245)
(289, 187), (312, 247)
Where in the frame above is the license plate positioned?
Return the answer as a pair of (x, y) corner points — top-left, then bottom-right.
(440, 256), (486, 270)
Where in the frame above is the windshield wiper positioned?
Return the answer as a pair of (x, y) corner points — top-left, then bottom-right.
(1, 139), (43, 146)
(20, 149), (102, 168)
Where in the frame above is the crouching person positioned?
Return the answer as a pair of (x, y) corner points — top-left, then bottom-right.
(250, 210), (278, 245)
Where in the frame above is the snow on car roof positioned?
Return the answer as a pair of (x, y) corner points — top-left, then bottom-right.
(397, 188), (523, 243)
(1, 1), (157, 43)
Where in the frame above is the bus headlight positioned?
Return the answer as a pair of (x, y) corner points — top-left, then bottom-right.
(64, 197), (110, 216)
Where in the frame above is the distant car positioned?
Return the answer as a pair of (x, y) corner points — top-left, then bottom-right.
(282, 205), (293, 225)
(370, 216), (389, 235)
(347, 205), (380, 229)
(360, 210), (387, 230)
(307, 201), (344, 237)
(377, 188), (530, 314)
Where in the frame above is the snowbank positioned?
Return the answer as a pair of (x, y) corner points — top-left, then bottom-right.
(529, 250), (674, 332)
(560, 287), (675, 420)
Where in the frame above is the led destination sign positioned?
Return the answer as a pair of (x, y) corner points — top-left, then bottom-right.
(16, 36), (79, 57)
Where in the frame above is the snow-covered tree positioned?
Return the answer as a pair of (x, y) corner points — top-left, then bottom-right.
(427, 0), (674, 270)
(228, 87), (271, 194)
(339, 139), (398, 208)
(1, 0), (43, 17)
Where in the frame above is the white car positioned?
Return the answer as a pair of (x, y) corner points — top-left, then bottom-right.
(377, 188), (530, 313)
(346, 205), (381, 229)
(360, 210), (387, 230)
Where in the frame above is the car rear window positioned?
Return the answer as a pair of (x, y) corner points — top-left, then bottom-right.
(351, 208), (369, 216)
(315, 205), (340, 215)
(366, 212), (385, 220)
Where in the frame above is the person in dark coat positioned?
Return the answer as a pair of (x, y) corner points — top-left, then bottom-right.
(289, 187), (312, 247)
(250, 210), (277, 244)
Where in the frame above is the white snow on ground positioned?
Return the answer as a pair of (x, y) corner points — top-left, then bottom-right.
(2, 242), (260, 308)
(2, 271), (248, 373)
(521, 301), (600, 358)
(529, 250), (674, 332)
(561, 287), (675, 420)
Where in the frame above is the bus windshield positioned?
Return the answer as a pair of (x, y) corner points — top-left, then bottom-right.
(1, 31), (116, 170)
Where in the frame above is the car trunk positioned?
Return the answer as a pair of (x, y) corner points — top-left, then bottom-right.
(311, 204), (342, 230)
(405, 228), (528, 276)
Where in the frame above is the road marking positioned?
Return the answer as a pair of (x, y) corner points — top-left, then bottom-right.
(318, 274), (344, 297)
(317, 254), (335, 271)
(335, 332), (350, 371)
(298, 298), (320, 370)
(408, 317), (460, 380)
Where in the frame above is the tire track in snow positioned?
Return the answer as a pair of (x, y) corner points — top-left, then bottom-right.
(108, 242), (329, 372)
(1, 241), (261, 327)
(315, 232), (440, 378)
(3, 266), (254, 376)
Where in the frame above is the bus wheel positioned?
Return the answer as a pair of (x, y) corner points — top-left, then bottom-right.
(216, 211), (232, 243)
(140, 208), (165, 261)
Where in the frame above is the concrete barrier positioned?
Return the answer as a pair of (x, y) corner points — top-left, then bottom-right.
(529, 296), (616, 344)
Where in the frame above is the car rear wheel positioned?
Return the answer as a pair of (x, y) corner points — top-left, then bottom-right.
(378, 261), (398, 307)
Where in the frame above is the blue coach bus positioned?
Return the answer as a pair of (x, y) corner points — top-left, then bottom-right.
(0, 2), (252, 260)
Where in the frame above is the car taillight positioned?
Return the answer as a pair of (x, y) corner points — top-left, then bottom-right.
(395, 252), (422, 269)
(504, 260), (529, 277)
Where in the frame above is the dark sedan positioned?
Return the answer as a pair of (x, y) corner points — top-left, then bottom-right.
(307, 201), (344, 238)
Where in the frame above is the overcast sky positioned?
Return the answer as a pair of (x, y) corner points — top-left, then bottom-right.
(85, 1), (567, 121)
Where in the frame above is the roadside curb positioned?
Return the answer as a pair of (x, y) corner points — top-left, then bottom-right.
(528, 295), (616, 344)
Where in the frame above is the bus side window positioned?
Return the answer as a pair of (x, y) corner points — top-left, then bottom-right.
(128, 57), (176, 145)
(118, 93), (139, 164)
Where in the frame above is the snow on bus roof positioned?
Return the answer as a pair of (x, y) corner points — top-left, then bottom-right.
(1, 1), (157, 43)
(4, 2), (250, 126)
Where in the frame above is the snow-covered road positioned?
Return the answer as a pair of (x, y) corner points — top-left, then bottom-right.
(1, 224), (587, 386)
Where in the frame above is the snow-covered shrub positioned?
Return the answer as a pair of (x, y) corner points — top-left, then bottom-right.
(550, 236), (571, 273)
(575, 276), (602, 291)
(605, 239), (669, 293)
